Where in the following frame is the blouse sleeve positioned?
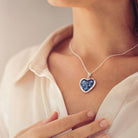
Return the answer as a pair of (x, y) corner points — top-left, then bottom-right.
(0, 107), (9, 138)
(0, 60), (12, 138)
(0, 86), (9, 138)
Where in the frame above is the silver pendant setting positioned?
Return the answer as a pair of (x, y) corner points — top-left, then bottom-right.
(79, 73), (96, 93)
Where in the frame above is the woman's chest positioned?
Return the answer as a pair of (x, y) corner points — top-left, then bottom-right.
(47, 53), (138, 130)
(47, 53), (138, 117)
(50, 70), (115, 116)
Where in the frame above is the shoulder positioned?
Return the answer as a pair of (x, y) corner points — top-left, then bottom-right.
(7, 46), (39, 67)
(1, 45), (39, 84)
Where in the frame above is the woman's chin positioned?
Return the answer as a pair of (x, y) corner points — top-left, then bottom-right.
(47, 0), (71, 7)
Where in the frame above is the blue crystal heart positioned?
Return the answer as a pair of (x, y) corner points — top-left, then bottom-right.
(80, 78), (96, 93)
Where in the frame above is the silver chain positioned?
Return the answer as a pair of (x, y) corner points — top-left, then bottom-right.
(69, 39), (138, 78)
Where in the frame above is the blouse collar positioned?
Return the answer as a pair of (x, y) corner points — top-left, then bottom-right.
(14, 24), (73, 83)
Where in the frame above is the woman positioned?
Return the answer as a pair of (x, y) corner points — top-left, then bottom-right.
(0, 0), (138, 137)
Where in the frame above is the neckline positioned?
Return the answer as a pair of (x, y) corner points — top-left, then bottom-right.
(45, 67), (138, 114)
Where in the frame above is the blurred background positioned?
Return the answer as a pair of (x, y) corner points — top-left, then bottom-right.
(0, 0), (72, 80)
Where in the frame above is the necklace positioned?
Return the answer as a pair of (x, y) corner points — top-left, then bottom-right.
(69, 40), (138, 93)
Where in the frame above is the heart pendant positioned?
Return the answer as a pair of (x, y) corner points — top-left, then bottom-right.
(80, 78), (96, 93)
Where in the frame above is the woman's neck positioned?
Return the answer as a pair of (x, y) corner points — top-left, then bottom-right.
(71, 0), (138, 62)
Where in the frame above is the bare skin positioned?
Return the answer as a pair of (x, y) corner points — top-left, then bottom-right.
(47, 37), (138, 131)
(47, 0), (138, 125)
(48, 0), (138, 61)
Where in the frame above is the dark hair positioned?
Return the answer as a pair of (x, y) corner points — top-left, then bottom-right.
(132, 0), (138, 36)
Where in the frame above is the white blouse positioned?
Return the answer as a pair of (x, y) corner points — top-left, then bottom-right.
(0, 24), (138, 138)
